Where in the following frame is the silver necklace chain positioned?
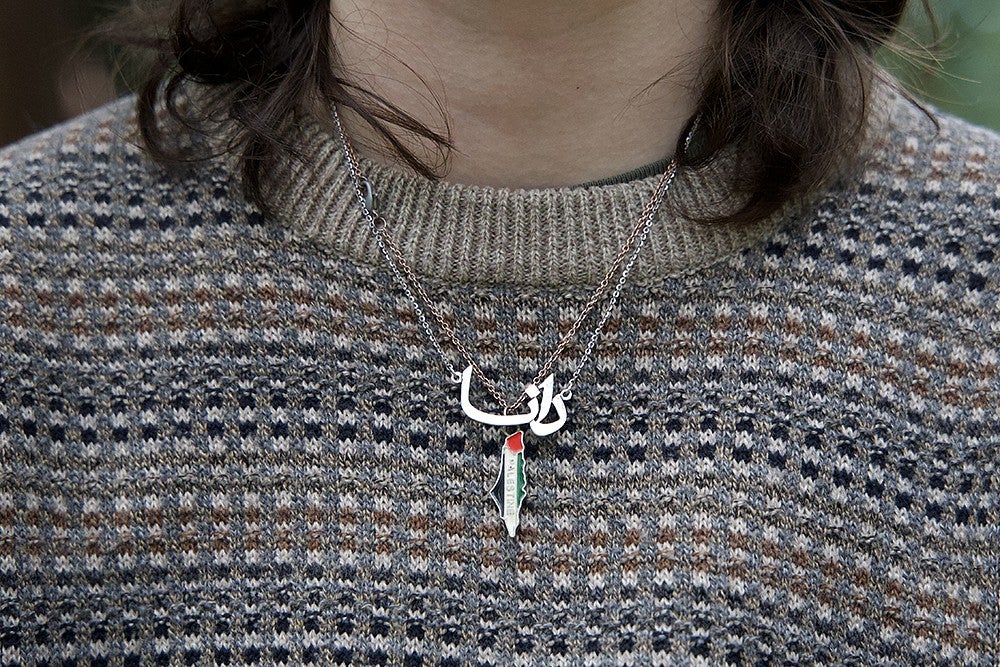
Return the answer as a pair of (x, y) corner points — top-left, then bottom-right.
(330, 102), (695, 412)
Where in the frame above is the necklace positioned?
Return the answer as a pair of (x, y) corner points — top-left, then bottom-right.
(330, 103), (695, 537)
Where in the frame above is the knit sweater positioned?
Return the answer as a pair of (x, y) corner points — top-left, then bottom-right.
(1, 77), (998, 666)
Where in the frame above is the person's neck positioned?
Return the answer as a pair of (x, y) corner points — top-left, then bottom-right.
(327, 0), (714, 188)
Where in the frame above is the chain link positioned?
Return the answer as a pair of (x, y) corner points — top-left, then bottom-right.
(330, 103), (695, 412)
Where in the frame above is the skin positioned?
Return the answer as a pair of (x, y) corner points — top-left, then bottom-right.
(327, 0), (716, 188)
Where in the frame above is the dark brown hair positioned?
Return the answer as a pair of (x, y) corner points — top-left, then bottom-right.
(106, 0), (937, 224)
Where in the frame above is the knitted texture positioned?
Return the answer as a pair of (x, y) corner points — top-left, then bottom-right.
(1, 79), (998, 665)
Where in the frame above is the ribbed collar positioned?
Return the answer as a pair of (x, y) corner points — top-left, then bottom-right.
(266, 80), (894, 288)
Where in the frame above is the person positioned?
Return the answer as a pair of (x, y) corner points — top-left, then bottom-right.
(1, 0), (997, 664)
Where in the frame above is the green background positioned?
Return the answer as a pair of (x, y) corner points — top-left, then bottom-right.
(879, 0), (1000, 130)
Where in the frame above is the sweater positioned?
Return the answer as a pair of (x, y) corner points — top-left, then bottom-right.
(0, 76), (998, 666)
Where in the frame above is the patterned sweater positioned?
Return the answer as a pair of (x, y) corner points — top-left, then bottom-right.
(1, 77), (998, 666)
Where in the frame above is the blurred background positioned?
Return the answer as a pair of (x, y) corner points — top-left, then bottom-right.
(0, 0), (998, 148)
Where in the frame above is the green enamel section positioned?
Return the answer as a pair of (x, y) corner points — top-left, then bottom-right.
(516, 453), (526, 505)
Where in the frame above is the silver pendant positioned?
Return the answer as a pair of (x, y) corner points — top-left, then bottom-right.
(457, 366), (569, 436)
(456, 365), (570, 537)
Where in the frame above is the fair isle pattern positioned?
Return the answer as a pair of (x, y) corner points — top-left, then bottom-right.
(0, 86), (999, 666)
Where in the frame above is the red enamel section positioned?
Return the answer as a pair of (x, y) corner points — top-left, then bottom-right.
(505, 431), (524, 454)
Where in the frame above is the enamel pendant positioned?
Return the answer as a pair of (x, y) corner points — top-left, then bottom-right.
(491, 431), (527, 537)
(456, 365), (571, 537)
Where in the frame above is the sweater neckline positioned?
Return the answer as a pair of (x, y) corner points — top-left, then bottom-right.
(266, 82), (894, 288)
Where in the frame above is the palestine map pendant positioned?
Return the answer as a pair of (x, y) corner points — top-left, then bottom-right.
(457, 365), (571, 537)
(492, 431), (527, 537)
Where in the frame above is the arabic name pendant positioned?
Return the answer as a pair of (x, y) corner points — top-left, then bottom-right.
(457, 365), (571, 537)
